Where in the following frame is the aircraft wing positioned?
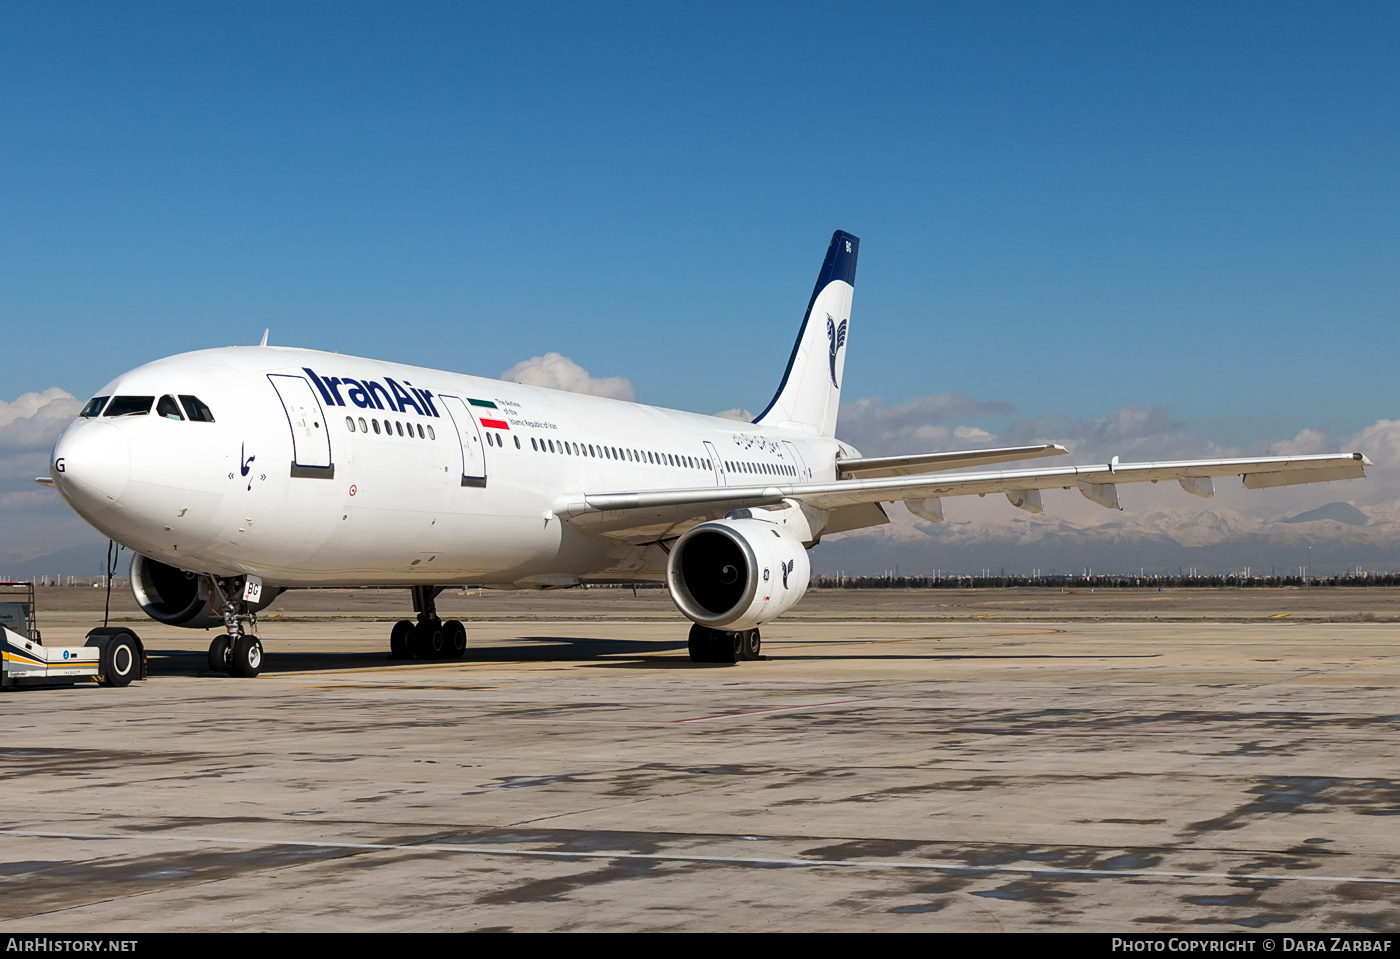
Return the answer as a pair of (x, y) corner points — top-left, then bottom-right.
(555, 452), (1371, 543)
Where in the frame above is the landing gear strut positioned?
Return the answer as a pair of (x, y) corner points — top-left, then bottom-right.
(390, 586), (466, 660)
(206, 576), (263, 677)
(688, 623), (761, 664)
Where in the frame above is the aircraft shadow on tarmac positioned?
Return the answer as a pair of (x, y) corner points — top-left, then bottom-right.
(144, 636), (1161, 677)
(147, 635), (690, 676)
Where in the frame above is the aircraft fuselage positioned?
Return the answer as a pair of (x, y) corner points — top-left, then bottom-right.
(51, 346), (841, 589)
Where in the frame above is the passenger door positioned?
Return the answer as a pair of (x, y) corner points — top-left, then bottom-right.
(267, 374), (334, 477)
(437, 395), (487, 488)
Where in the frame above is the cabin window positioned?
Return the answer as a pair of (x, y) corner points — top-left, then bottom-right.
(417, 424), (425, 439)
(178, 395), (216, 422)
(358, 417), (368, 432)
(514, 435), (520, 449)
(346, 417), (356, 431)
(372, 419), (381, 434)
(103, 396), (154, 417)
(80, 396), (109, 417)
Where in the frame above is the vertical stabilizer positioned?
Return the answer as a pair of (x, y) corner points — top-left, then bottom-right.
(753, 230), (859, 436)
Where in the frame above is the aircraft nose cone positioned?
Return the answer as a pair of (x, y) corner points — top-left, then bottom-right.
(52, 423), (130, 513)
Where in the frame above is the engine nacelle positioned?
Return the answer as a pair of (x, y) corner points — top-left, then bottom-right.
(129, 554), (281, 628)
(666, 518), (811, 631)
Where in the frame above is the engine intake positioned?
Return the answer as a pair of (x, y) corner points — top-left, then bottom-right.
(666, 518), (811, 631)
(129, 554), (281, 628)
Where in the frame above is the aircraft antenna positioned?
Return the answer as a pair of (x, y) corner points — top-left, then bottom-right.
(259, 329), (269, 347)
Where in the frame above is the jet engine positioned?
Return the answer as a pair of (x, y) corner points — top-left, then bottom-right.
(129, 553), (281, 628)
(666, 517), (811, 631)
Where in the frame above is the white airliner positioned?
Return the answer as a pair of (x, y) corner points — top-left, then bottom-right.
(42, 231), (1370, 676)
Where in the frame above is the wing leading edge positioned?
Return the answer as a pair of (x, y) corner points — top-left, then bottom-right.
(555, 452), (1371, 543)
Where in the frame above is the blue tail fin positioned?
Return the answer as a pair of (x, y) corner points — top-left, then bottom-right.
(753, 230), (859, 436)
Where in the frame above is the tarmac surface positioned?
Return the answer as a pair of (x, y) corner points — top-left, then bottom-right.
(3, 588), (1399, 932)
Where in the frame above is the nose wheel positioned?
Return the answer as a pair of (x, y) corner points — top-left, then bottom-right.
(205, 576), (264, 677)
(207, 633), (263, 677)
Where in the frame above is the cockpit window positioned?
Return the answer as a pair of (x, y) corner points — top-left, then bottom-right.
(156, 395), (184, 420)
(103, 396), (154, 417)
(178, 395), (215, 422)
(80, 396), (110, 417)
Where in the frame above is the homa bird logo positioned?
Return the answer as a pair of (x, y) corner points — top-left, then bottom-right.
(826, 315), (847, 389)
(781, 559), (795, 589)
(240, 444), (256, 491)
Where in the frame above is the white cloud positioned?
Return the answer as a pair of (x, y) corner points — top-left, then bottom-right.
(1344, 419), (1400, 471)
(953, 426), (993, 442)
(0, 389), (81, 452)
(837, 393), (1016, 455)
(1001, 406), (1220, 462)
(825, 391), (1393, 565)
(714, 408), (754, 422)
(501, 353), (635, 401)
(1267, 428), (1333, 457)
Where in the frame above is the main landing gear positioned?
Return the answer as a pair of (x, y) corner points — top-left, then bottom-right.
(389, 586), (467, 660)
(206, 576), (263, 678)
(688, 623), (761, 664)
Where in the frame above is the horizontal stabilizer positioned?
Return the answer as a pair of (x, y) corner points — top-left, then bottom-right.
(838, 444), (1067, 479)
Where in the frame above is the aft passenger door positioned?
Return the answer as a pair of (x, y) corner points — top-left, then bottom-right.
(704, 441), (725, 486)
(267, 374), (334, 478)
(437, 395), (487, 488)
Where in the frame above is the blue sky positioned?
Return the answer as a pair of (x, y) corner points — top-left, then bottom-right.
(3, 1), (1397, 450)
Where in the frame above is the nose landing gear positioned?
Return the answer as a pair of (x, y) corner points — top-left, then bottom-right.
(205, 576), (263, 677)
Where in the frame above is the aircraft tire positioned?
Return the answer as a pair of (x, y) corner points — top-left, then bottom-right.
(445, 620), (466, 659)
(411, 622), (446, 659)
(99, 632), (140, 687)
(229, 636), (263, 678)
(738, 629), (762, 661)
(208, 635), (231, 674)
(390, 620), (413, 658)
(426, 625), (447, 659)
(688, 624), (737, 664)
(688, 623), (712, 662)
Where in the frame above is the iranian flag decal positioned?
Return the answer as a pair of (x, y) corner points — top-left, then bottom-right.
(469, 398), (510, 430)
